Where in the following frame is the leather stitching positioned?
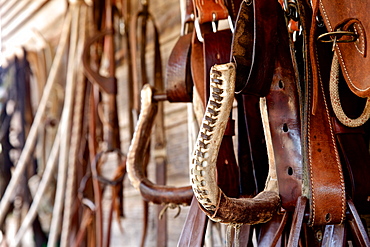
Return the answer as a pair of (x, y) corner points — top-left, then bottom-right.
(320, 0), (370, 93)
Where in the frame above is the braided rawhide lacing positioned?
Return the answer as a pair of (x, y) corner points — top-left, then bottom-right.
(330, 52), (370, 127)
(190, 63), (234, 213)
(190, 63), (280, 224)
(127, 84), (193, 206)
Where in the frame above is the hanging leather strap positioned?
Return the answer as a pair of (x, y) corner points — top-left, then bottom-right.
(166, 33), (193, 102)
(265, 10), (303, 211)
(178, 197), (208, 246)
(232, 0), (280, 96)
(194, 0), (229, 24)
(305, 22), (346, 226)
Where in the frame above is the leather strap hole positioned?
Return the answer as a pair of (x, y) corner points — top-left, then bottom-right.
(325, 213), (332, 223)
(278, 80), (284, 89)
(282, 123), (289, 132)
(287, 167), (293, 176)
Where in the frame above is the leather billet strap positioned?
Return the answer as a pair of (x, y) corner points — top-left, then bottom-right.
(191, 28), (233, 107)
(177, 196), (208, 246)
(166, 33), (193, 102)
(191, 0), (234, 105)
(204, 29), (233, 103)
(266, 12), (303, 211)
(305, 23), (346, 225)
(231, 0), (280, 96)
(167, 0), (195, 102)
(194, 0), (229, 24)
(127, 84), (193, 206)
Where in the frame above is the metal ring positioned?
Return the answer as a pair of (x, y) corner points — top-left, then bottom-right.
(91, 148), (126, 186)
(317, 31), (358, 43)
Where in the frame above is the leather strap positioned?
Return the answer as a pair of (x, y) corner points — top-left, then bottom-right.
(318, 0), (370, 98)
(305, 25), (346, 225)
(194, 0), (229, 24)
(266, 11), (303, 211)
(178, 197), (208, 246)
(166, 33), (193, 102)
(237, 93), (268, 196)
(335, 127), (370, 215)
(232, 0), (280, 96)
(82, 1), (124, 246)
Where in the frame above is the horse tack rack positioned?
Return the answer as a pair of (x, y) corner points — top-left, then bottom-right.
(186, 0), (370, 246)
(126, 0), (196, 246)
(1, 0), (370, 246)
(80, 0), (129, 246)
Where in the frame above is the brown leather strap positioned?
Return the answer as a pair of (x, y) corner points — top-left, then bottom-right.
(191, 30), (207, 106)
(194, 0), (229, 24)
(180, 0), (195, 33)
(203, 29), (233, 102)
(266, 11), (302, 211)
(347, 199), (370, 246)
(287, 196), (307, 246)
(309, 1), (320, 114)
(333, 118), (370, 215)
(178, 197), (208, 246)
(166, 33), (193, 102)
(232, 0), (280, 96)
(224, 0), (243, 25)
(305, 31), (346, 226)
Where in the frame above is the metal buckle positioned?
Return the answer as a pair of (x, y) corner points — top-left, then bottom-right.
(317, 31), (358, 43)
(194, 14), (234, 43)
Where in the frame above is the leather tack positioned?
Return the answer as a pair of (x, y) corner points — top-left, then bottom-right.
(319, 0), (370, 97)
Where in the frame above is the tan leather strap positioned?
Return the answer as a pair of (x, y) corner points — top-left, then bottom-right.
(305, 36), (346, 226)
(194, 0), (229, 24)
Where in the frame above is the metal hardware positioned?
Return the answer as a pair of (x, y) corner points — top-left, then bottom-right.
(318, 31), (358, 43)
(194, 15), (234, 43)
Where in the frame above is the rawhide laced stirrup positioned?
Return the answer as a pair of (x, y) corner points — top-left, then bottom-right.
(190, 63), (280, 225)
(127, 84), (193, 206)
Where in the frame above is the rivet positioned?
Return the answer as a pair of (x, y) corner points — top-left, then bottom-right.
(316, 230), (323, 241)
